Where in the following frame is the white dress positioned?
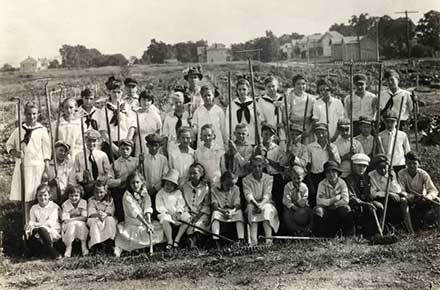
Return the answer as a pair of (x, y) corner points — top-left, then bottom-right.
(28, 201), (61, 241)
(168, 147), (195, 186)
(156, 189), (191, 225)
(6, 123), (51, 201)
(61, 199), (89, 244)
(133, 109), (162, 155)
(52, 117), (83, 160)
(87, 196), (117, 248)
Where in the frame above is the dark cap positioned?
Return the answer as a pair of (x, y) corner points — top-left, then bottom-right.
(405, 151), (420, 162)
(314, 123), (328, 131)
(359, 116), (373, 125)
(384, 69), (400, 80)
(383, 110), (398, 120)
(145, 133), (163, 144)
(316, 78), (332, 89)
(119, 138), (133, 147)
(261, 122), (277, 135)
(353, 74), (368, 84)
(289, 123), (303, 133)
(54, 140), (71, 151)
(373, 154), (389, 165)
(124, 78), (138, 87)
(105, 76), (122, 90)
(324, 160), (342, 173)
(337, 118), (350, 128)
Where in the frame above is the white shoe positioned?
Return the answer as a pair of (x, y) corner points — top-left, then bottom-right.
(64, 246), (72, 258)
(114, 246), (122, 257)
(82, 246), (89, 256)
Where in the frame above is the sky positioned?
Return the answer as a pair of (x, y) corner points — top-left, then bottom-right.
(0, 0), (437, 66)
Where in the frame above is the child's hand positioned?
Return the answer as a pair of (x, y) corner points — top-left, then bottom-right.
(98, 211), (107, 221)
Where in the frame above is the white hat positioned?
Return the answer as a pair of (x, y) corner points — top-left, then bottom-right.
(162, 169), (179, 186)
(351, 153), (370, 166)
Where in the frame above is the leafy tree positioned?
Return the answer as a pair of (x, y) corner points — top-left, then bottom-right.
(48, 59), (60, 69)
(416, 10), (440, 55)
(0, 63), (16, 72)
(142, 39), (174, 64)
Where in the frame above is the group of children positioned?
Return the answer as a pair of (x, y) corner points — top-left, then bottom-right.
(7, 66), (440, 259)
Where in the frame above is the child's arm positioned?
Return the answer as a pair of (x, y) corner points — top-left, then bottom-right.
(282, 184), (298, 210)
(104, 199), (115, 216)
(87, 200), (100, 218)
(242, 177), (258, 206)
(155, 191), (168, 214)
(334, 181), (349, 207)
(316, 183), (339, 207)
(262, 176), (273, 204)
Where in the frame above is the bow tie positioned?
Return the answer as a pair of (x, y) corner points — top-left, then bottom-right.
(235, 101), (252, 123)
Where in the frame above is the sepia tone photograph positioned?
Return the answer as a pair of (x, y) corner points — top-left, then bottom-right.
(0, 0), (439, 289)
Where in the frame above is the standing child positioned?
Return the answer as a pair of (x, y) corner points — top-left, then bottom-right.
(79, 88), (99, 131)
(114, 172), (164, 257)
(156, 169), (191, 249)
(25, 183), (61, 259)
(211, 171), (245, 248)
(285, 124), (309, 169)
(314, 161), (354, 237)
(87, 180), (117, 250)
(162, 92), (191, 152)
(379, 111), (411, 173)
(226, 79), (260, 145)
(243, 156), (280, 246)
(107, 139), (139, 222)
(54, 97), (82, 159)
(181, 163), (211, 248)
(227, 123), (254, 179)
(168, 127), (195, 186)
(47, 140), (74, 198)
(195, 124), (225, 185)
(192, 86), (227, 150)
(61, 184), (89, 257)
(71, 129), (113, 198)
(7, 101), (51, 221)
(129, 91), (162, 156)
(282, 166), (312, 235)
(139, 133), (169, 213)
(354, 116), (384, 158)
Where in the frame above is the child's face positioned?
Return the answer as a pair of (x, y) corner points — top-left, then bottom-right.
(353, 163), (368, 176)
(202, 90), (214, 106)
(386, 77), (399, 90)
(325, 169), (338, 183)
(119, 144), (132, 158)
(265, 81), (278, 96)
(189, 167), (202, 184)
(376, 162), (388, 176)
(83, 95), (95, 108)
(237, 84), (249, 99)
(174, 96), (184, 113)
(55, 146), (68, 161)
(94, 186), (107, 201)
(406, 160), (419, 175)
(69, 190), (81, 205)
(221, 178), (234, 191)
(315, 129), (328, 142)
(294, 79), (306, 93)
(384, 119), (396, 130)
(127, 86), (137, 97)
(360, 124), (372, 136)
(163, 180), (176, 193)
(63, 100), (76, 117)
(86, 138), (98, 151)
(262, 129), (274, 143)
(179, 131), (191, 146)
(140, 98), (152, 109)
(290, 172), (303, 184)
(319, 85), (331, 99)
(201, 128), (215, 146)
(188, 75), (200, 88)
(37, 189), (50, 207)
(130, 176), (143, 192)
(355, 82), (366, 94)
(25, 108), (38, 124)
(147, 142), (160, 155)
(339, 126), (350, 139)
(234, 128), (248, 143)
(110, 88), (123, 101)
(252, 160), (265, 176)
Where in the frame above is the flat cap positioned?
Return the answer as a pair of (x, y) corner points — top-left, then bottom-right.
(261, 122), (277, 135)
(351, 153), (370, 165)
(353, 74), (368, 84)
(145, 133), (163, 144)
(324, 160), (342, 173)
(119, 138), (133, 147)
(54, 140), (71, 151)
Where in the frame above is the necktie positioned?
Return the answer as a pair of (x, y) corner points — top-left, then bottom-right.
(85, 110), (98, 130)
(89, 152), (99, 180)
(22, 125), (36, 145)
(107, 104), (119, 126)
(235, 101), (252, 123)
(381, 92), (395, 115)
(175, 113), (183, 134)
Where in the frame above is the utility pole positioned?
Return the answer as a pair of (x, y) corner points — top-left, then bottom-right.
(395, 10), (419, 59)
(375, 19), (380, 62)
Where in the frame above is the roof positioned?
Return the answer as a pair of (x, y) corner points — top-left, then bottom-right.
(208, 43), (226, 50)
(20, 56), (37, 65)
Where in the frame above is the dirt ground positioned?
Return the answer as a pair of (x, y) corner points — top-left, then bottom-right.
(1, 231), (440, 290)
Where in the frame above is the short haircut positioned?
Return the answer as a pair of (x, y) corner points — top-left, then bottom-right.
(235, 123), (249, 131)
(65, 184), (84, 197)
(177, 126), (192, 138)
(200, 85), (212, 96)
(139, 90), (154, 103)
(264, 76), (279, 86)
(81, 88), (93, 98)
(200, 123), (214, 133)
(24, 101), (38, 113)
(36, 183), (50, 194)
(236, 78), (250, 88)
(292, 74), (306, 85)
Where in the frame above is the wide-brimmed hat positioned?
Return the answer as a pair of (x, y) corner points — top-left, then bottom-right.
(162, 169), (179, 186)
(324, 160), (342, 173)
(183, 66), (203, 81)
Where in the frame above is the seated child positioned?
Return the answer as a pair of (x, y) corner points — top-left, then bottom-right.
(314, 161), (354, 237)
(87, 180), (117, 250)
(368, 154), (414, 234)
(282, 165), (312, 235)
(25, 183), (61, 259)
(156, 169), (191, 249)
(61, 184), (89, 257)
(195, 124), (225, 185)
(114, 171), (164, 257)
(243, 155), (280, 246)
(211, 171), (245, 248)
(399, 151), (440, 230)
(181, 163), (211, 248)
(168, 127), (195, 186)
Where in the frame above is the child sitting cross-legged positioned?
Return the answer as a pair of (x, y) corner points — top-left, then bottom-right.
(61, 184), (89, 257)
(211, 171), (245, 249)
(114, 171), (164, 257)
(156, 169), (191, 250)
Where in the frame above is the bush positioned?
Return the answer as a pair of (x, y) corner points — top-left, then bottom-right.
(0, 202), (25, 256)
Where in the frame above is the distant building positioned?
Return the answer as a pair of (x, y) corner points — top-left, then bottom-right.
(20, 56), (38, 73)
(206, 43), (229, 63)
(331, 36), (377, 62)
(37, 58), (50, 70)
(283, 31), (344, 59)
(197, 46), (207, 63)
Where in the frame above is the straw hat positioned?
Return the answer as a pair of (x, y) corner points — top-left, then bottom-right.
(162, 169), (179, 186)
